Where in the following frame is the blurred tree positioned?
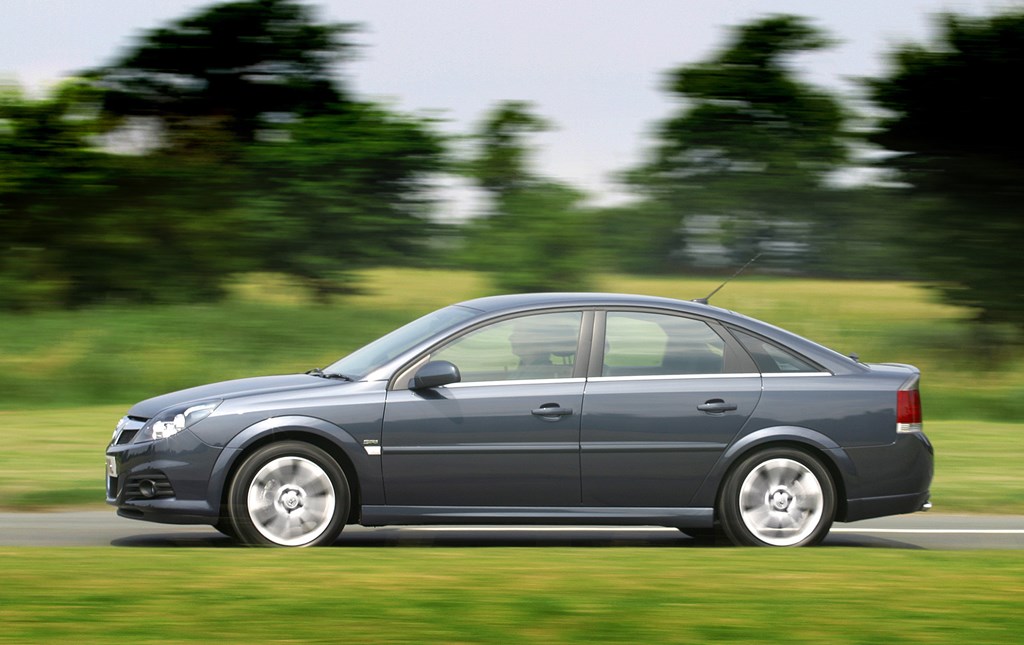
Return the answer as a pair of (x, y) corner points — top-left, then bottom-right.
(628, 14), (851, 272)
(240, 103), (447, 300)
(464, 182), (596, 293)
(464, 100), (550, 197)
(3, 0), (451, 309)
(85, 0), (355, 156)
(595, 200), (683, 274)
(866, 11), (1024, 329)
(0, 81), (103, 309)
(463, 102), (594, 292)
(0, 81), (250, 308)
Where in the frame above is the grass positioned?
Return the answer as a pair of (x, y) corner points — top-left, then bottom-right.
(0, 548), (1021, 643)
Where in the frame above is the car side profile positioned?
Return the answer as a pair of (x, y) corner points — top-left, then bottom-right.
(105, 293), (933, 547)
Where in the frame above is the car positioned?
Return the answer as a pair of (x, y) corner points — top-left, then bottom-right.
(105, 292), (933, 547)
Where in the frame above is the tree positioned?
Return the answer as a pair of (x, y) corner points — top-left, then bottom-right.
(240, 103), (447, 299)
(629, 15), (850, 272)
(0, 81), (105, 308)
(464, 100), (550, 197)
(866, 11), (1024, 329)
(2, 0), (450, 309)
(82, 0), (448, 303)
(86, 0), (356, 156)
(0, 81), (251, 308)
(462, 102), (594, 292)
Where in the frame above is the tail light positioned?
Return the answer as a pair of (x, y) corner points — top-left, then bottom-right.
(897, 379), (923, 433)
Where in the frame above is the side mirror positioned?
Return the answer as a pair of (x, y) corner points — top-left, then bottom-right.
(410, 360), (461, 390)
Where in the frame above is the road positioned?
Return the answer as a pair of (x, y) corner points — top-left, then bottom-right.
(1, 511), (1022, 549)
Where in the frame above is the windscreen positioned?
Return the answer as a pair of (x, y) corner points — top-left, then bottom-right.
(325, 305), (478, 379)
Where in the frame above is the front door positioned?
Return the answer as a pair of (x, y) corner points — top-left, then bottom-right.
(382, 311), (586, 507)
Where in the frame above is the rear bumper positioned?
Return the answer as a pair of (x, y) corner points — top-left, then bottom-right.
(844, 490), (931, 523)
(837, 431), (934, 522)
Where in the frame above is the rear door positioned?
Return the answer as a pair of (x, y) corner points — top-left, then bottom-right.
(580, 310), (762, 507)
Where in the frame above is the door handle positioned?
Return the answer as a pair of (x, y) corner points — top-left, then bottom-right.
(697, 399), (737, 413)
(532, 404), (573, 418)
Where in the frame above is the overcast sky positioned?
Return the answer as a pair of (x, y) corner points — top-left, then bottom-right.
(1, 0), (1017, 205)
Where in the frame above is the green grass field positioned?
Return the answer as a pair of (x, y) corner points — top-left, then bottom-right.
(0, 548), (1021, 643)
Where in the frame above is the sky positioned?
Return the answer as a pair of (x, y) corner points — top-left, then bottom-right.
(1, 0), (1018, 208)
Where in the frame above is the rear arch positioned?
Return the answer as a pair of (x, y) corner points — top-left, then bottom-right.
(693, 426), (855, 521)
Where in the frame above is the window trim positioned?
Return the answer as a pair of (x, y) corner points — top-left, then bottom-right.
(446, 377), (588, 389)
(588, 373), (761, 383)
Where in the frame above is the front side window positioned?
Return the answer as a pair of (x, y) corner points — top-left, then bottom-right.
(431, 311), (583, 383)
(602, 312), (728, 376)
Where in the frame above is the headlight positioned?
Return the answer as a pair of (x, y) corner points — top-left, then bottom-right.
(136, 401), (220, 442)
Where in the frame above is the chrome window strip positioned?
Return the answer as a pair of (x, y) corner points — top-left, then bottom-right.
(439, 373), (830, 387)
(587, 373), (760, 382)
(446, 377), (586, 389)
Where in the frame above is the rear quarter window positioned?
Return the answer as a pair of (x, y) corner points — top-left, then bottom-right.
(730, 328), (822, 373)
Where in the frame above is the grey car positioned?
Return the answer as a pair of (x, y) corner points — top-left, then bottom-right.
(105, 292), (933, 547)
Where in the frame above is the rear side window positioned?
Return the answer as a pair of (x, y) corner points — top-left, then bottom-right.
(602, 312), (728, 376)
(730, 329), (821, 373)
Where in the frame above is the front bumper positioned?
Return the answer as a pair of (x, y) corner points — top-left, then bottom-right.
(105, 425), (223, 525)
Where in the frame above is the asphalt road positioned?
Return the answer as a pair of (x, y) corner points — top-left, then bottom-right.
(1, 511), (1022, 549)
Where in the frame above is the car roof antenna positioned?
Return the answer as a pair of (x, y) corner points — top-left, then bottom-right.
(692, 253), (762, 305)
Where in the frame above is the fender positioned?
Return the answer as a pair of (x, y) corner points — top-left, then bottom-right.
(205, 415), (384, 515)
(689, 425), (857, 507)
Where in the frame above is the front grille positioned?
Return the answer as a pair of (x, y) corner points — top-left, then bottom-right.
(115, 429), (139, 445)
(124, 474), (175, 500)
(113, 416), (147, 445)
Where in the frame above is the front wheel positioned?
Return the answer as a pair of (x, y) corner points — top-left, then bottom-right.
(227, 441), (349, 547)
(719, 448), (835, 547)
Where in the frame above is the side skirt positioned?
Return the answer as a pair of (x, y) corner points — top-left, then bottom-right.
(359, 505), (713, 529)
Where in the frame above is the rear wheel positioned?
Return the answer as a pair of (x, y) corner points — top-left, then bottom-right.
(719, 447), (835, 547)
(227, 441), (349, 547)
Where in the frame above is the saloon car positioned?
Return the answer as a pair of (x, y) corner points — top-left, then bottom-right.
(106, 292), (933, 547)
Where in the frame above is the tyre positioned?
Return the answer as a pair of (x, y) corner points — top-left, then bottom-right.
(719, 447), (835, 547)
(227, 441), (349, 547)
(679, 526), (725, 544)
(214, 517), (237, 540)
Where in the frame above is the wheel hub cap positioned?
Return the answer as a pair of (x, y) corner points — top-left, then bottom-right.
(279, 487), (304, 511)
(770, 488), (792, 511)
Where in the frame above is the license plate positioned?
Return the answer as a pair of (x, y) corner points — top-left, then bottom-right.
(106, 455), (118, 477)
